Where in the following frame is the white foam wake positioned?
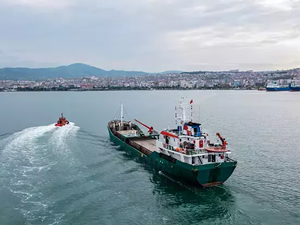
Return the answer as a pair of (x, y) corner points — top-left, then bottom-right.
(0, 123), (80, 224)
(0, 124), (59, 187)
(0, 124), (56, 161)
(0, 123), (80, 160)
(49, 122), (80, 161)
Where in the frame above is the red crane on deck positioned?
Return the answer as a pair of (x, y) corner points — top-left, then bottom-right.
(134, 119), (154, 134)
(216, 132), (227, 148)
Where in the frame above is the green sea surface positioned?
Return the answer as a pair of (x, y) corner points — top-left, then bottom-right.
(0, 90), (299, 225)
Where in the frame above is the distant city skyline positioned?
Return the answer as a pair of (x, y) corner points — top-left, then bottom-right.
(1, 67), (299, 92)
(1, 0), (300, 72)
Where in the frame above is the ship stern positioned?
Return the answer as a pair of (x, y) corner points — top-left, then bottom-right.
(195, 161), (237, 187)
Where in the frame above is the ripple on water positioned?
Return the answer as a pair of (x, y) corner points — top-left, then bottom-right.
(0, 124), (81, 225)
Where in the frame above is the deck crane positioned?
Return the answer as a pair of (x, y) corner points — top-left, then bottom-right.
(134, 119), (157, 134)
(216, 132), (227, 148)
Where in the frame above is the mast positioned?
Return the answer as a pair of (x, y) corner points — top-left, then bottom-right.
(190, 100), (193, 122)
(175, 97), (185, 135)
(181, 97), (186, 122)
(175, 98), (196, 134)
(182, 104), (186, 122)
(120, 102), (124, 125)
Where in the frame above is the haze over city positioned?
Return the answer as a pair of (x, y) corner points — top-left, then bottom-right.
(1, 0), (300, 72)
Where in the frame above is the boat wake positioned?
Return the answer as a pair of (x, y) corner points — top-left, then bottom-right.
(0, 124), (57, 165)
(49, 122), (80, 163)
(0, 123), (80, 166)
(0, 123), (80, 224)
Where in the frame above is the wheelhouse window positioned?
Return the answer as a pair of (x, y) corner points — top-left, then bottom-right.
(194, 128), (198, 135)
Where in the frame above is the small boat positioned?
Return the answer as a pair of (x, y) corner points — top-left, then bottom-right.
(205, 147), (229, 153)
(257, 87), (266, 91)
(55, 113), (69, 127)
(205, 133), (229, 153)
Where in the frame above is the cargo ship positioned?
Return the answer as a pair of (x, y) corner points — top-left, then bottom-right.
(289, 82), (300, 91)
(266, 82), (290, 91)
(107, 99), (237, 187)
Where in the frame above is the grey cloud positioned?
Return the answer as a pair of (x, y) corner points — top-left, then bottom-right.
(0, 0), (300, 71)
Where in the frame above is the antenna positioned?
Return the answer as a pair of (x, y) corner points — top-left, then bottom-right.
(197, 105), (200, 123)
(182, 105), (186, 122)
(190, 102), (193, 122)
(120, 102), (124, 125)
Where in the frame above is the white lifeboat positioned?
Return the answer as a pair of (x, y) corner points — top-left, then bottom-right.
(204, 147), (229, 153)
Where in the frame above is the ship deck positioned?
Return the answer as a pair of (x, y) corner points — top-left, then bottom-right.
(133, 139), (156, 152)
(118, 130), (138, 138)
(114, 129), (157, 156)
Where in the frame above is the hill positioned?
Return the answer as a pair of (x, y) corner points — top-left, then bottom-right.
(0, 63), (149, 80)
(159, 70), (182, 74)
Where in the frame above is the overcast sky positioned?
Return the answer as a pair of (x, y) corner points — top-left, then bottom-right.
(0, 0), (300, 72)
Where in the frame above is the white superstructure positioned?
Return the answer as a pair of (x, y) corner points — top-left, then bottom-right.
(153, 98), (232, 166)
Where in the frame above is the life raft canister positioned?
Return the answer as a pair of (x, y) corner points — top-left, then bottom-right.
(199, 140), (204, 148)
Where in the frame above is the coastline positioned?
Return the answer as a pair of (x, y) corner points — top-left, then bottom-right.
(0, 87), (262, 92)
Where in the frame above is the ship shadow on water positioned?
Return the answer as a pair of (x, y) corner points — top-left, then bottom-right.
(149, 172), (237, 224)
(110, 141), (237, 224)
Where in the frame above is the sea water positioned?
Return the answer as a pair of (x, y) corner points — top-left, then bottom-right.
(0, 90), (299, 225)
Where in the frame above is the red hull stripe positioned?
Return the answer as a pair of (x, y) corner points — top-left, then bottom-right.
(160, 131), (178, 138)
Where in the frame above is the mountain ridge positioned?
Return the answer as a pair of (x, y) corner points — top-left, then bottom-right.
(0, 63), (150, 80)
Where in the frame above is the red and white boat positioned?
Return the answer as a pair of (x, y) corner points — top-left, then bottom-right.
(55, 113), (69, 127)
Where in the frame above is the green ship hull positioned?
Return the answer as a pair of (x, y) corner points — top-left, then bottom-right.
(108, 127), (237, 187)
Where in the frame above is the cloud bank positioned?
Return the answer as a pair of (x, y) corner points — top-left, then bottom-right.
(0, 0), (299, 71)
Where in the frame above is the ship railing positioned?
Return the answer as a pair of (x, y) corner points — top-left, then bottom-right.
(225, 156), (235, 162)
(162, 143), (176, 151)
(197, 156), (203, 164)
(161, 143), (197, 155)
